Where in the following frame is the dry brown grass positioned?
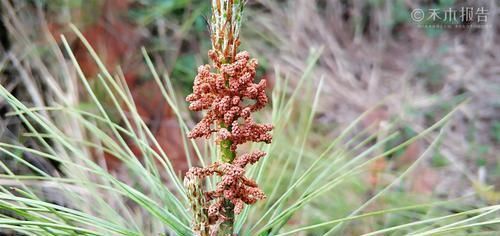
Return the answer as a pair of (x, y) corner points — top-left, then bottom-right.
(245, 0), (500, 197)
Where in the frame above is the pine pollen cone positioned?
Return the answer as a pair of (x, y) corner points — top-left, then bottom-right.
(184, 49), (273, 226)
(186, 50), (273, 148)
(185, 151), (267, 223)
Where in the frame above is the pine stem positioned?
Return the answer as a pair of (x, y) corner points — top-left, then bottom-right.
(220, 123), (236, 163)
(218, 199), (235, 236)
(219, 120), (236, 236)
(213, 1), (247, 234)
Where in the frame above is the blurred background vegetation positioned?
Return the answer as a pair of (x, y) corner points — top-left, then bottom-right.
(0, 0), (499, 234)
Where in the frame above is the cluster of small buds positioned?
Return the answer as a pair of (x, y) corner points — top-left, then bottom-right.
(184, 48), (272, 233)
(186, 50), (272, 147)
(185, 151), (267, 227)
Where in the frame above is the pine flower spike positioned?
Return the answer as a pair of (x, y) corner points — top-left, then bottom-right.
(184, 50), (272, 234)
(184, 1), (272, 234)
(185, 151), (267, 225)
(186, 50), (272, 151)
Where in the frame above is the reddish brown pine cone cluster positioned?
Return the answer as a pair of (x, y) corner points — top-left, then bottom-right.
(185, 49), (273, 230)
(186, 50), (273, 151)
(185, 151), (267, 223)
